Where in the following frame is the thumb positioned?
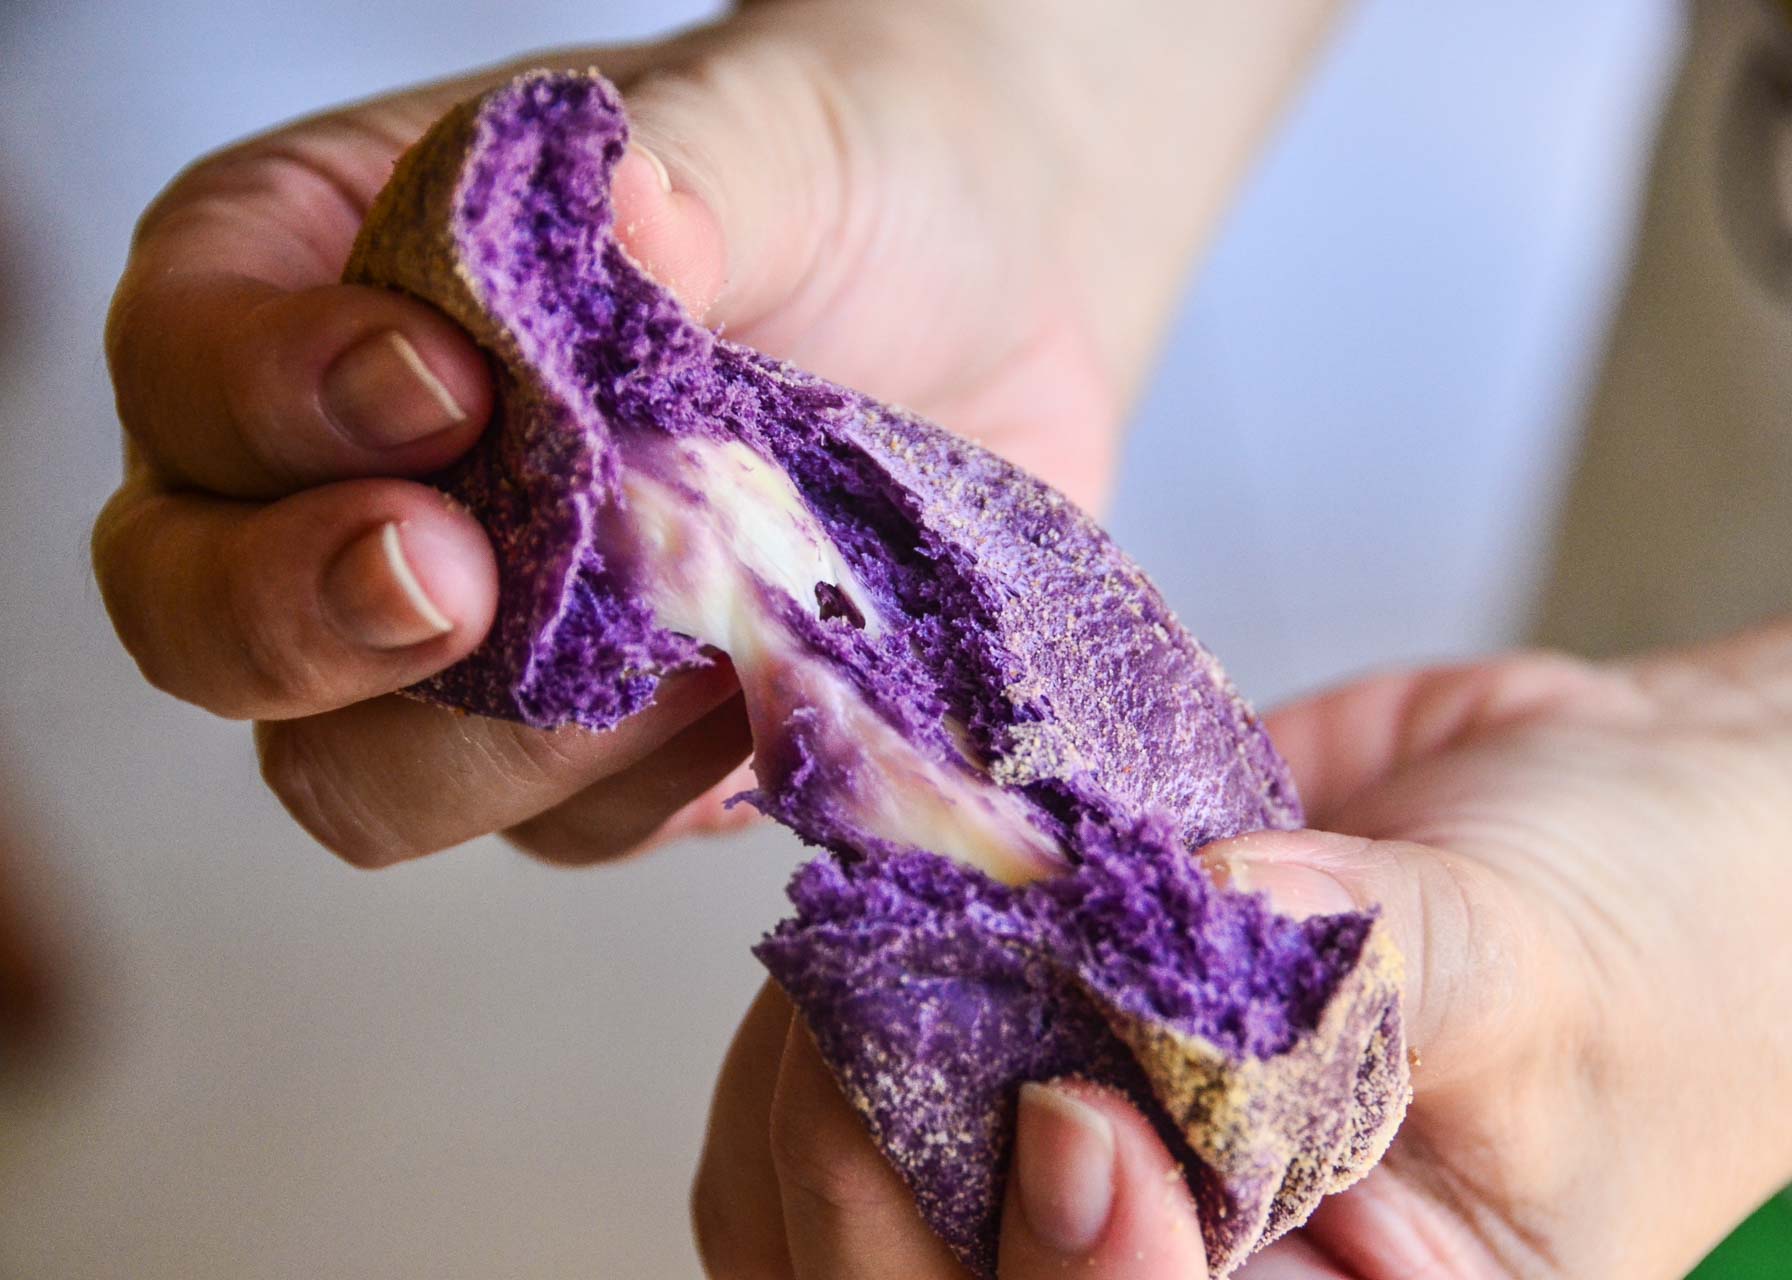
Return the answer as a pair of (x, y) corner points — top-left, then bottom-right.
(608, 139), (728, 320)
(613, 40), (854, 334)
(1201, 829), (1540, 1094)
(996, 1080), (1208, 1278)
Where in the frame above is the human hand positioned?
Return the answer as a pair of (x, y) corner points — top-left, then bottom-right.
(691, 626), (1792, 1278)
(94, 1), (1332, 868)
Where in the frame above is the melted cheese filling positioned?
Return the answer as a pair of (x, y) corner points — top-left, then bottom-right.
(616, 437), (1064, 885)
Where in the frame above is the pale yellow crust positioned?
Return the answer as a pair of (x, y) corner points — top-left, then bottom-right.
(1091, 925), (1410, 1276)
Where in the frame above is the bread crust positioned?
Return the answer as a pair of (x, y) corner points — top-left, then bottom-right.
(345, 70), (1411, 1278)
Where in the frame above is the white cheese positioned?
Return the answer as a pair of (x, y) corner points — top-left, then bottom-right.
(617, 437), (1063, 885)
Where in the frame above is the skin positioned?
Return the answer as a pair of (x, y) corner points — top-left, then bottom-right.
(91, 1), (1792, 1276)
(94, 0), (1336, 866)
(693, 633), (1792, 1278)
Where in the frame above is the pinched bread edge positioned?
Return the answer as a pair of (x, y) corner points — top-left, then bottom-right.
(343, 69), (1413, 1279)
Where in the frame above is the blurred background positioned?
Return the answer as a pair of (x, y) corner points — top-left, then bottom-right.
(1, 0), (1787, 1276)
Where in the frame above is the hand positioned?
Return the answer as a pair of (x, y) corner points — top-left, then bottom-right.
(93, 1), (1332, 868)
(691, 625), (1792, 1278)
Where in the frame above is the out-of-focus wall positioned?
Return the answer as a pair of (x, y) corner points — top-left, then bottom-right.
(0, 2), (1677, 1277)
(1110, 2), (1683, 702)
(1537, 0), (1792, 656)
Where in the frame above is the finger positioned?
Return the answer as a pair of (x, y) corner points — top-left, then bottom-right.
(1232, 1234), (1352, 1277)
(504, 694), (752, 864)
(1263, 653), (1616, 829)
(1291, 1165), (1494, 1278)
(255, 660), (738, 868)
(611, 20), (872, 348)
(104, 46), (664, 498)
(769, 1018), (964, 1279)
(92, 476), (496, 720)
(112, 141), (495, 496)
(691, 980), (798, 1280)
(105, 38), (761, 501)
(615, 109), (1122, 515)
(104, 51), (662, 494)
(644, 757), (761, 849)
(996, 1080), (1206, 1278)
(612, 143), (727, 320)
(1199, 828), (1546, 1093)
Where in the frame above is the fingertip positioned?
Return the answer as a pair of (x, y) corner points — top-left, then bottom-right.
(116, 273), (496, 497)
(398, 296), (494, 432)
(308, 286), (494, 457)
(626, 141), (673, 197)
(315, 495), (497, 664)
(1001, 1080), (1208, 1277)
(1026, 1081), (1177, 1195)
(200, 478), (499, 718)
(385, 507), (499, 649)
(613, 145), (727, 320)
(1199, 830), (1370, 919)
(1012, 1081), (1118, 1254)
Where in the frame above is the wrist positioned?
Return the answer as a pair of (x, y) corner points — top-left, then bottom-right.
(945, 0), (1345, 394)
(753, 0), (1343, 400)
(1604, 623), (1792, 1267)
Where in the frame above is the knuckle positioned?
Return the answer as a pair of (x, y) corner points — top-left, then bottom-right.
(628, 40), (862, 262)
(130, 142), (247, 246)
(1399, 652), (1610, 759)
(500, 817), (587, 866)
(767, 1098), (889, 1216)
(220, 546), (333, 713)
(494, 719), (607, 786)
(688, 1164), (779, 1279)
(256, 723), (405, 868)
(216, 299), (306, 486)
(501, 798), (654, 867)
(1416, 849), (1540, 1061)
(103, 281), (150, 424)
(90, 492), (145, 644)
(91, 487), (183, 700)
(1488, 648), (1610, 701)
(106, 165), (248, 455)
(108, 137), (356, 491)
(129, 650), (186, 705)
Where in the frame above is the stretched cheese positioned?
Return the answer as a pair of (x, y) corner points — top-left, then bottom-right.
(345, 70), (1410, 1279)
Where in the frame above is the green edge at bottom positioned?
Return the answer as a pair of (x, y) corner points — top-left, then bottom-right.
(1688, 1188), (1792, 1279)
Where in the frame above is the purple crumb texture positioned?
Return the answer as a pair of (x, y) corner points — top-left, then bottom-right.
(411, 70), (1301, 852)
(756, 850), (1196, 1275)
(353, 70), (1403, 1280)
(408, 73), (716, 729)
(755, 819), (1372, 1273)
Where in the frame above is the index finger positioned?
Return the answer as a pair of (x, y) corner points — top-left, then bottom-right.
(997, 1081), (1209, 1278)
(107, 99), (495, 498)
(769, 1021), (968, 1279)
(109, 55), (725, 502)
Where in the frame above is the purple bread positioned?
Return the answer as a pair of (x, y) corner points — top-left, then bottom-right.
(344, 70), (1409, 1277)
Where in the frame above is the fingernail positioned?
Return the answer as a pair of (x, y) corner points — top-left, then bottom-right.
(631, 143), (673, 193)
(323, 331), (468, 449)
(1238, 863), (1358, 920)
(1015, 1082), (1116, 1254)
(1199, 848), (1248, 891)
(323, 521), (453, 650)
